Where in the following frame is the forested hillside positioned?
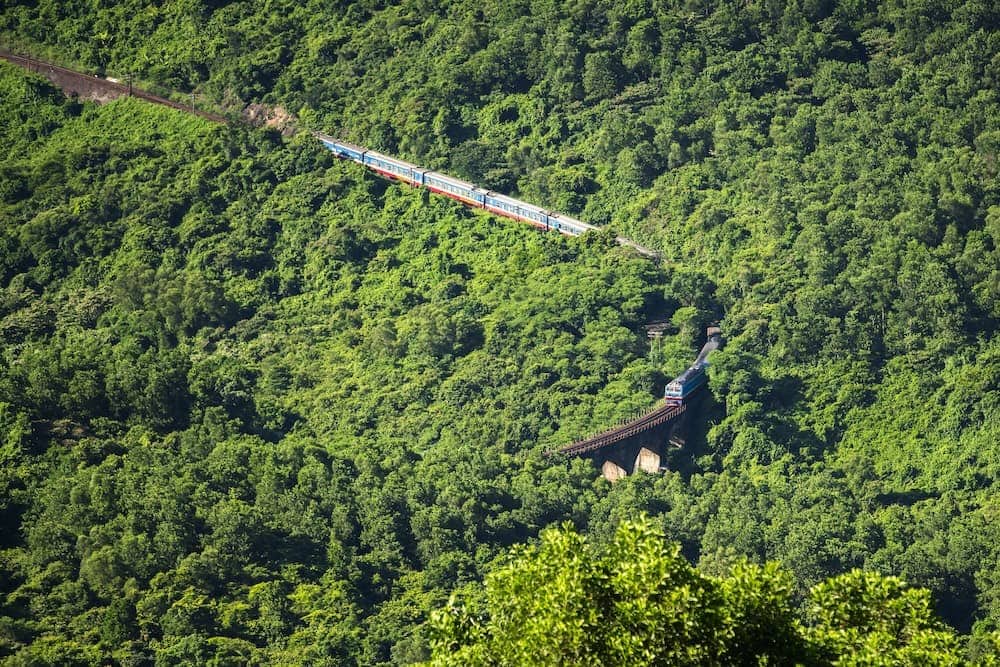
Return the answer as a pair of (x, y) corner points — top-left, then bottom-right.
(2, 0), (999, 663)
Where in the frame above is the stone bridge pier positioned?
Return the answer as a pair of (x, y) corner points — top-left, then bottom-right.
(591, 411), (688, 481)
(552, 402), (690, 482)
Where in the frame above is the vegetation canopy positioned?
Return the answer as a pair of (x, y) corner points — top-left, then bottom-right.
(0, 0), (998, 663)
(427, 518), (977, 666)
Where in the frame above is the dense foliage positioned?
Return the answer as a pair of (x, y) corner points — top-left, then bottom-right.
(1, 0), (999, 662)
(428, 518), (982, 666)
(0, 64), (678, 664)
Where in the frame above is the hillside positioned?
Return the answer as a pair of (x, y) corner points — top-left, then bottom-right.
(1, 0), (999, 663)
(0, 64), (676, 664)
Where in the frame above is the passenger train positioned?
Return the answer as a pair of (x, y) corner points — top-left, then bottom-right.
(664, 326), (722, 406)
(316, 135), (599, 237)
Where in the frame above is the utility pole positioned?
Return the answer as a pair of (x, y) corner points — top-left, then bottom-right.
(648, 329), (662, 360)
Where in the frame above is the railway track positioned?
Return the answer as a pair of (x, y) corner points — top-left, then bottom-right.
(2, 49), (661, 259)
(555, 402), (686, 456)
(0, 50), (226, 123)
(5, 48), (695, 467)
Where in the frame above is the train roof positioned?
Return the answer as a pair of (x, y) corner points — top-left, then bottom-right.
(548, 212), (598, 233)
(486, 191), (548, 214)
(674, 361), (707, 383)
(424, 170), (480, 192)
(314, 134), (366, 153)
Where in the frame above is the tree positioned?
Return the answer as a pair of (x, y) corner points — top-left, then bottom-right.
(806, 570), (965, 666)
(583, 51), (620, 101)
(427, 520), (980, 666)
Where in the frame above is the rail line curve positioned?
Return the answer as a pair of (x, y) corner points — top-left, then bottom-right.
(1, 50), (226, 122)
(554, 402), (686, 457)
(1, 50), (659, 259)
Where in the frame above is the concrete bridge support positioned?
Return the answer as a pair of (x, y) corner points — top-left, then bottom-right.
(592, 414), (687, 482)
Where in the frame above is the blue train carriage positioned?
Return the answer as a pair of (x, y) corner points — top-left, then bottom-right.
(362, 149), (424, 185)
(664, 326), (723, 405)
(423, 171), (486, 207)
(318, 136), (367, 163)
(409, 167), (428, 187)
(546, 212), (597, 237)
(483, 192), (549, 229)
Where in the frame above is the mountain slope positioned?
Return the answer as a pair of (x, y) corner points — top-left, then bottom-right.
(1, 0), (999, 659)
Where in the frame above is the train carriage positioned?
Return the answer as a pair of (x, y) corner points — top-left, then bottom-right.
(409, 167), (428, 187)
(483, 192), (549, 229)
(423, 172), (485, 207)
(663, 364), (708, 405)
(664, 327), (721, 405)
(363, 150), (422, 184)
(547, 212), (597, 237)
(320, 137), (367, 163)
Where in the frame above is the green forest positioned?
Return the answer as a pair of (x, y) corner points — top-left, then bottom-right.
(1, 0), (999, 664)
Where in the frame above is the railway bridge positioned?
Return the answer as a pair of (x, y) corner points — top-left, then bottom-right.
(553, 327), (721, 481)
(552, 401), (691, 482)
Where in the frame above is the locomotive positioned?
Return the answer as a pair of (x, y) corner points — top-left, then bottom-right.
(664, 326), (722, 406)
(317, 135), (598, 236)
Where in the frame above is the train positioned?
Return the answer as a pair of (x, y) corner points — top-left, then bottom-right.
(664, 326), (722, 405)
(316, 135), (599, 237)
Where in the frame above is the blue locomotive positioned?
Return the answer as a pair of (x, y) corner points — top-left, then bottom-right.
(664, 326), (722, 406)
(663, 363), (709, 405)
